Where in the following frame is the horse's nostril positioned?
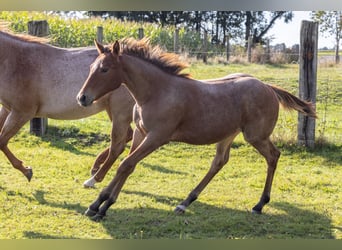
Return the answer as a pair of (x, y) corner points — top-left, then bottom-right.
(79, 94), (86, 103)
(77, 94), (88, 106)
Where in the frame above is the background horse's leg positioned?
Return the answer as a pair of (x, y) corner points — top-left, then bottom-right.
(247, 138), (280, 214)
(0, 110), (34, 181)
(175, 132), (239, 214)
(85, 130), (163, 221)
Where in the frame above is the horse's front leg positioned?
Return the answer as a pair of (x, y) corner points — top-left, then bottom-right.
(83, 123), (133, 188)
(88, 126), (133, 178)
(0, 110), (33, 181)
(85, 130), (164, 221)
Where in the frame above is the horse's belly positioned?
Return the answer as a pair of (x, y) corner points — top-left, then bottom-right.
(37, 101), (106, 120)
(171, 125), (240, 145)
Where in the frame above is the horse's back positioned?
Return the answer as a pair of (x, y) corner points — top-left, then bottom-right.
(170, 75), (280, 144)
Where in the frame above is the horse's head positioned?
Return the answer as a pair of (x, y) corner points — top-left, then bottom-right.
(77, 40), (124, 107)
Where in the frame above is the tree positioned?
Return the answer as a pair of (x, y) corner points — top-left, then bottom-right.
(85, 11), (293, 51)
(311, 11), (342, 64)
(244, 11), (293, 48)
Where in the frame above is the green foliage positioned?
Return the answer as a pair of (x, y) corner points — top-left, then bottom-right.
(0, 11), (203, 52)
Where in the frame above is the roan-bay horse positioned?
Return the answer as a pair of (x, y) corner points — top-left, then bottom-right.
(77, 38), (317, 221)
(0, 29), (135, 186)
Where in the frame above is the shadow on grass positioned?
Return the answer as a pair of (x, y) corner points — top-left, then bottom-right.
(276, 140), (342, 166)
(23, 231), (75, 239)
(41, 125), (111, 156)
(140, 162), (188, 175)
(24, 189), (335, 239)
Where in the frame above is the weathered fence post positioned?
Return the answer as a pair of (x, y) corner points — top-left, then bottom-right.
(28, 20), (49, 136)
(247, 36), (252, 63)
(96, 26), (103, 43)
(297, 20), (318, 148)
(174, 28), (179, 53)
(138, 28), (144, 39)
(266, 39), (271, 63)
(203, 30), (208, 63)
(226, 35), (230, 62)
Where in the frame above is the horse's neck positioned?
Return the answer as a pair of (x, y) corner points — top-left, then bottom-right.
(122, 54), (170, 105)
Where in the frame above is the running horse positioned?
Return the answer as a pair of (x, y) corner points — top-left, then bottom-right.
(77, 38), (317, 221)
(0, 29), (135, 186)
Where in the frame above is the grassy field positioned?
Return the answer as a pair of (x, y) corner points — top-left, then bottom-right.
(0, 62), (341, 239)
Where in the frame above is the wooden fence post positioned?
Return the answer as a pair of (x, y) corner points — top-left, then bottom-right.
(28, 20), (49, 136)
(203, 30), (208, 63)
(297, 20), (318, 148)
(97, 26), (103, 43)
(174, 28), (179, 53)
(138, 28), (144, 39)
(226, 35), (230, 62)
(247, 36), (252, 63)
(266, 39), (271, 63)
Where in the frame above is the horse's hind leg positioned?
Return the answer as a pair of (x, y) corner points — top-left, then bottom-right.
(175, 132), (239, 214)
(0, 107), (10, 130)
(246, 137), (280, 214)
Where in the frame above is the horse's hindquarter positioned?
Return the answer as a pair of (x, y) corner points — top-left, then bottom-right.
(170, 77), (279, 145)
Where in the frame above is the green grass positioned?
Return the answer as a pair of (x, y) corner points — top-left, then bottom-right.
(0, 63), (341, 239)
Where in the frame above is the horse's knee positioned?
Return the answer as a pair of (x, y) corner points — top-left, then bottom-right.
(109, 142), (125, 157)
(212, 152), (230, 172)
(116, 160), (135, 176)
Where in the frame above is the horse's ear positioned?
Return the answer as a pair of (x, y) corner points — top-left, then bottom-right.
(94, 39), (105, 54)
(112, 40), (121, 56)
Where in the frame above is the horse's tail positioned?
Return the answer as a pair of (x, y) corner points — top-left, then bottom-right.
(268, 85), (317, 118)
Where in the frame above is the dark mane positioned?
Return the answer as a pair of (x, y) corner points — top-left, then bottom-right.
(108, 37), (191, 78)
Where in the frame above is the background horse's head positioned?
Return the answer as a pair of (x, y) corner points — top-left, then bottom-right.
(77, 40), (124, 107)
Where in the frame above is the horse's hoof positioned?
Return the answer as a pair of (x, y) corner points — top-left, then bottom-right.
(83, 178), (96, 188)
(91, 213), (104, 222)
(25, 167), (33, 182)
(174, 205), (186, 214)
(251, 209), (262, 215)
(84, 208), (98, 217)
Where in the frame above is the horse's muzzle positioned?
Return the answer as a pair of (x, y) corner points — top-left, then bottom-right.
(77, 93), (94, 107)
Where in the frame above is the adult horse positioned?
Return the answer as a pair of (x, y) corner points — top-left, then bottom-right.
(0, 30), (135, 186)
(77, 38), (317, 221)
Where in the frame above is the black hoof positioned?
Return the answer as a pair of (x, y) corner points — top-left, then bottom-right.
(84, 208), (98, 217)
(91, 213), (105, 222)
(25, 168), (33, 182)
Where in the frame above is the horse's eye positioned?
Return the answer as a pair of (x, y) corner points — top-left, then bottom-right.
(100, 68), (109, 73)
